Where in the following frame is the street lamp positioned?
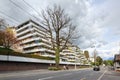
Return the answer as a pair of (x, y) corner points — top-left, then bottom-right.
(75, 54), (77, 69)
(75, 48), (78, 69)
(91, 41), (97, 66)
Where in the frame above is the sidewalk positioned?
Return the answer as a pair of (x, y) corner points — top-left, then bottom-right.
(0, 69), (51, 78)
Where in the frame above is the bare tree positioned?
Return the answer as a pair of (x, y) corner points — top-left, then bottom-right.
(40, 5), (78, 68)
(0, 28), (17, 48)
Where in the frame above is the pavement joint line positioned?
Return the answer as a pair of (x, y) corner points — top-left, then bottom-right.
(63, 73), (72, 76)
(97, 70), (107, 80)
(38, 76), (53, 80)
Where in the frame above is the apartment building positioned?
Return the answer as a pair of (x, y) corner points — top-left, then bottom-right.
(16, 20), (55, 58)
(15, 19), (88, 64)
(60, 42), (87, 64)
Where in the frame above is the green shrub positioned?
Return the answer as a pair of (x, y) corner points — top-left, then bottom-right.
(48, 67), (61, 71)
(79, 66), (90, 68)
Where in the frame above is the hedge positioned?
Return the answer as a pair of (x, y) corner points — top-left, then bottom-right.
(48, 67), (61, 71)
(0, 47), (55, 60)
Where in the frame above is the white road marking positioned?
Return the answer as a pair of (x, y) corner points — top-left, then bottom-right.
(97, 70), (107, 80)
(38, 76), (53, 80)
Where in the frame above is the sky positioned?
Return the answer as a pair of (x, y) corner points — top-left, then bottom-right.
(0, 0), (120, 60)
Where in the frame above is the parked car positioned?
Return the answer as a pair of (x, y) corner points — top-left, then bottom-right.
(93, 66), (100, 71)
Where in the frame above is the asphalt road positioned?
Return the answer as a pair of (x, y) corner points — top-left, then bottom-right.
(0, 67), (120, 80)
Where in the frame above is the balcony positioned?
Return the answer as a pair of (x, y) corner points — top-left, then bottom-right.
(67, 59), (75, 62)
(42, 38), (51, 43)
(16, 23), (32, 32)
(64, 52), (75, 55)
(23, 43), (44, 48)
(34, 27), (47, 36)
(17, 28), (32, 37)
(17, 32), (37, 40)
(24, 48), (46, 53)
(45, 49), (55, 53)
(67, 56), (75, 58)
(22, 42), (52, 49)
(42, 54), (55, 58)
(22, 37), (40, 44)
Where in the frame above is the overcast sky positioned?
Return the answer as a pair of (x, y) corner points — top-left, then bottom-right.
(0, 0), (120, 60)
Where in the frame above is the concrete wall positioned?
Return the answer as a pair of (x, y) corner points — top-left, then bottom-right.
(0, 55), (89, 71)
(0, 61), (81, 71)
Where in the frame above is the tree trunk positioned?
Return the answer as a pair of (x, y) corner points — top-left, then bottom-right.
(55, 31), (60, 68)
(55, 48), (60, 68)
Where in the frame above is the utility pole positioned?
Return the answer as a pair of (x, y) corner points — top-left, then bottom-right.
(94, 49), (97, 66)
(91, 41), (97, 66)
(75, 47), (78, 69)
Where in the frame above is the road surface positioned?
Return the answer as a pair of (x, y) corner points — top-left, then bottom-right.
(0, 67), (120, 80)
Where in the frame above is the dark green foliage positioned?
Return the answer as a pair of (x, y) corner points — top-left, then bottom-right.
(84, 50), (89, 59)
(96, 56), (103, 66)
(103, 60), (113, 66)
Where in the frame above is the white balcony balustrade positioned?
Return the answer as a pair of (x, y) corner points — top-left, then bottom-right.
(17, 33), (37, 40)
(23, 42), (52, 48)
(42, 54), (55, 58)
(17, 28), (32, 37)
(22, 38), (40, 44)
(24, 48), (46, 53)
(16, 23), (32, 32)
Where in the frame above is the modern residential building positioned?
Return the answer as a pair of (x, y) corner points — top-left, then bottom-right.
(15, 19), (88, 64)
(16, 20), (55, 58)
(60, 42), (87, 64)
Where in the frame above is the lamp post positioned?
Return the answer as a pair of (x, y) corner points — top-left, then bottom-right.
(75, 54), (77, 69)
(75, 48), (78, 69)
(94, 49), (97, 66)
(91, 41), (97, 66)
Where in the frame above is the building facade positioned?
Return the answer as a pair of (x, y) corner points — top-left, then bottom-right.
(15, 20), (87, 64)
(16, 20), (55, 58)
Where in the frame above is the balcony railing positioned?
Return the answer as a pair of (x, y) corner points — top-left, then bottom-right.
(22, 37), (40, 44)
(34, 27), (47, 36)
(42, 54), (55, 58)
(16, 23), (32, 32)
(23, 43), (43, 48)
(24, 48), (46, 53)
(17, 28), (32, 37)
(23, 42), (52, 48)
(17, 33), (37, 40)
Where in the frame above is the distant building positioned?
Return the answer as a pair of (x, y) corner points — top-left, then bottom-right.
(114, 54), (120, 71)
(60, 42), (87, 64)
